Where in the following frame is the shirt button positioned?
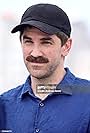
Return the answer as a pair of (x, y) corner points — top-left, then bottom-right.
(35, 128), (40, 132)
(39, 102), (44, 107)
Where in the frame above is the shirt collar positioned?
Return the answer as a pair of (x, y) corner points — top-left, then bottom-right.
(19, 76), (33, 99)
(56, 68), (75, 95)
(19, 68), (76, 99)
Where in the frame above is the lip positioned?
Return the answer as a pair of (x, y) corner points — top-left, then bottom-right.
(30, 62), (47, 65)
(30, 62), (45, 67)
(31, 64), (44, 70)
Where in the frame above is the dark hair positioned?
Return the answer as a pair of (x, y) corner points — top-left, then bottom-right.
(56, 32), (68, 46)
(19, 27), (68, 46)
(19, 28), (25, 41)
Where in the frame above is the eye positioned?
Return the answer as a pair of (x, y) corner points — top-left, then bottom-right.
(42, 41), (53, 45)
(23, 39), (33, 45)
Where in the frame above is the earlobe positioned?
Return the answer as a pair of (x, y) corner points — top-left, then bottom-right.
(62, 38), (72, 56)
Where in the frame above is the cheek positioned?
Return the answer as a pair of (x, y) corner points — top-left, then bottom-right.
(47, 48), (61, 60)
(22, 46), (30, 57)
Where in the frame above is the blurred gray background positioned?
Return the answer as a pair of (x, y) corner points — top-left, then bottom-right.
(0, 0), (90, 93)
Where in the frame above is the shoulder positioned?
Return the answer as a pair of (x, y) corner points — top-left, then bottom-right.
(72, 76), (90, 93)
(0, 97), (5, 128)
(74, 76), (90, 86)
(65, 68), (90, 91)
(0, 84), (24, 101)
(65, 68), (90, 92)
(0, 97), (4, 111)
(0, 76), (31, 102)
(75, 76), (90, 84)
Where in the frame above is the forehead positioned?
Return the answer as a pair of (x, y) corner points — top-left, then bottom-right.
(22, 26), (54, 37)
(21, 26), (61, 43)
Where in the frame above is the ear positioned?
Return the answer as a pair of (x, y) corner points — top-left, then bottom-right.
(61, 38), (72, 57)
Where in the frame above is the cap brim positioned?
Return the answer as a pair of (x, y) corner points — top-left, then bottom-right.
(11, 20), (60, 34)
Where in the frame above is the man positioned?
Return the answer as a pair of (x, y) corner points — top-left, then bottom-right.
(1, 3), (90, 133)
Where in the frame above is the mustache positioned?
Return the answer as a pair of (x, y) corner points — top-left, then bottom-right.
(26, 55), (49, 63)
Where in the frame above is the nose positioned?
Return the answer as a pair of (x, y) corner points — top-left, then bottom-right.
(30, 46), (43, 57)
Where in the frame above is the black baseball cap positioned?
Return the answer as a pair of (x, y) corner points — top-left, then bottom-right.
(11, 3), (71, 37)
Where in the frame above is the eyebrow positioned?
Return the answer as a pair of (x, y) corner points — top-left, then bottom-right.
(40, 37), (53, 41)
(22, 35), (32, 40)
(22, 35), (54, 43)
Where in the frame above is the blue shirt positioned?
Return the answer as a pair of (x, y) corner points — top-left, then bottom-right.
(1, 68), (90, 133)
(0, 98), (5, 130)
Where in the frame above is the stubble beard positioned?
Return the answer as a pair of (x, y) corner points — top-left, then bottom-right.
(25, 60), (61, 80)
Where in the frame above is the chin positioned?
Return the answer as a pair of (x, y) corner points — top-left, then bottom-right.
(31, 72), (50, 79)
(27, 65), (55, 79)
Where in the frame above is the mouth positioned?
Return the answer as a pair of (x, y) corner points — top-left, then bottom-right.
(30, 63), (45, 70)
(30, 62), (45, 65)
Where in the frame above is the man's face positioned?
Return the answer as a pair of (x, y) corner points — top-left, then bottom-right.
(21, 27), (71, 79)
